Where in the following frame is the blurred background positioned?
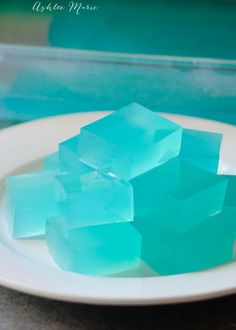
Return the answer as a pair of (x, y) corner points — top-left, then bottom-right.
(0, 0), (236, 127)
(0, 0), (236, 59)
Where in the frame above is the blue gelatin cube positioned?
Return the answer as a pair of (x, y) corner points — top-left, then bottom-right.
(55, 170), (133, 228)
(44, 152), (60, 171)
(180, 129), (222, 173)
(6, 171), (61, 238)
(134, 213), (234, 275)
(59, 136), (91, 173)
(78, 103), (182, 179)
(132, 158), (228, 233)
(223, 175), (236, 207)
(46, 217), (142, 275)
(219, 175), (236, 235)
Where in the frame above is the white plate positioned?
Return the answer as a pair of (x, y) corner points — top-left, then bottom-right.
(0, 112), (236, 306)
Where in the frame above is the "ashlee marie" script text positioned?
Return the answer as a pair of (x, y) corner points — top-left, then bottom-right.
(32, 1), (98, 15)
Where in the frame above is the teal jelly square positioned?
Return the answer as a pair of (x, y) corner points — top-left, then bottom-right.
(78, 103), (182, 179)
(223, 175), (236, 207)
(55, 170), (133, 228)
(132, 158), (228, 232)
(180, 128), (222, 173)
(59, 136), (92, 174)
(219, 175), (236, 235)
(6, 171), (61, 238)
(44, 152), (60, 171)
(134, 213), (234, 275)
(46, 217), (142, 276)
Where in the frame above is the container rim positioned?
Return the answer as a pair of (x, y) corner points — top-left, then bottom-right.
(1, 43), (236, 70)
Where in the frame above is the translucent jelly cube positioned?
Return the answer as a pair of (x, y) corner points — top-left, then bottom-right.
(180, 129), (222, 173)
(219, 175), (236, 234)
(78, 103), (182, 179)
(6, 171), (60, 238)
(46, 217), (142, 276)
(44, 152), (60, 170)
(134, 214), (234, 275)
(59, 136), (91, 173)
(55, 170), (133, 228)
(131, 158), (228, 233)
(223, 175), (236, 207)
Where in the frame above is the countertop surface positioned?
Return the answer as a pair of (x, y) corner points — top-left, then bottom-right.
(1, 285), (236, 330)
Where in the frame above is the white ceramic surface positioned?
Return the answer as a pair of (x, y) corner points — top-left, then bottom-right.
(0, 112), (236, 305)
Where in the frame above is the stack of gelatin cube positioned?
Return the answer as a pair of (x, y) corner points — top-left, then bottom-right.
(6, 103), (236, 276)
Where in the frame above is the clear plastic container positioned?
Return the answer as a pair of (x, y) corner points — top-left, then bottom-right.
(0, 44), (236, 126)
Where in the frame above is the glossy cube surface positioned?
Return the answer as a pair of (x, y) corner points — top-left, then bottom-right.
(220, 175), (236, 235)
(44, 152), (60, 171)
(79, 103), (182, 179)
(6, 171), (60, 238)
(59, 136), (90, 173)
(132, 158), (228, 232)
(180, 128), (222, 173)
(55, 170), (133, 228)
(46, 217), (142, 276)
(134, 213), (234, 275)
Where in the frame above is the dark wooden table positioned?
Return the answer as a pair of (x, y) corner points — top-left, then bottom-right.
(1, 286), (236, 330)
